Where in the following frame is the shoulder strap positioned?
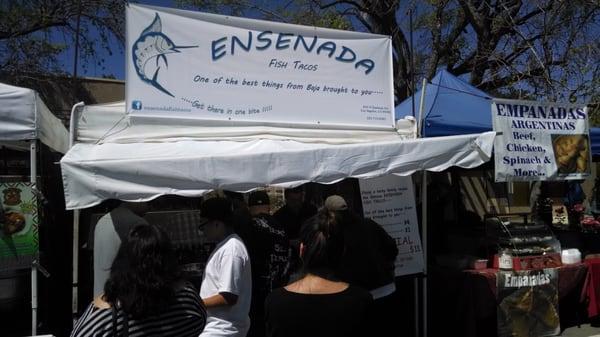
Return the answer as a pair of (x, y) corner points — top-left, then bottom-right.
(111, 305), (129, 337)
(111, 308), (118, 336)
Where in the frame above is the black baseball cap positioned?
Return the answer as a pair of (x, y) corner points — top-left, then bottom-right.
(199, 197), (233, 225)
(248, 190), (270, 207)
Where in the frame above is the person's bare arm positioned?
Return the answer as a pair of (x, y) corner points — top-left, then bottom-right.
(202, 292), (238, 308)
(93, 295), (111, 309)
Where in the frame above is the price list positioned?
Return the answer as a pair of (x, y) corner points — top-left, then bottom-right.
(359, 175), (424, 276)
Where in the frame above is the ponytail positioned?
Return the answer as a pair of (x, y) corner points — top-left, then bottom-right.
(299, 210), (344, 278)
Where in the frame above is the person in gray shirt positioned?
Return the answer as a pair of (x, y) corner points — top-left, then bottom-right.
(93, 201), (148, 297)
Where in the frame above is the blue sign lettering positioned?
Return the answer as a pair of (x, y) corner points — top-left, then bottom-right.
(210, 30), (376, 75)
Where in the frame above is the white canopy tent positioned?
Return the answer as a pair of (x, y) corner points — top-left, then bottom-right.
(61, 101), (495, 334)
(61, 101), (495, 209)
(0, 82), (69, 336)
(0, 82), (69, 153)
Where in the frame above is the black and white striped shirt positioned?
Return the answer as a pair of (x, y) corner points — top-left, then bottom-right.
(71, 284), (206, 337)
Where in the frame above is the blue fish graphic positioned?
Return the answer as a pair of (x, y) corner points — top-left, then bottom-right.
(132, 13), (197, 97)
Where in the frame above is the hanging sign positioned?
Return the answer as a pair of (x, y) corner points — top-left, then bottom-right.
(126, 4), (394, 130)
(497, 268), (560, 337)
(359, 175), (424, 276)
(492, 98), (590, 182)
(0, 182), (39, 271)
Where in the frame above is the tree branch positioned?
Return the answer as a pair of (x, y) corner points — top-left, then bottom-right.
(478, 59), (567, 91)
(0, 20), (68, 39)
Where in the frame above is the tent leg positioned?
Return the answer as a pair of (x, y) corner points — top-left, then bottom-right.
(421, 170), (428, 337)
(72, 209), (80, 325)
(414, 277), (419, 337)
(32, 264), (38, 334)
(30, 140), (38, 335)
(417, 79), (428, 137)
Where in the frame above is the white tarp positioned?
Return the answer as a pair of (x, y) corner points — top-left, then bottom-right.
(126, 4), (394, 129)
(492, 98), (590, 182)
(61, 129), (495, 209)
(73, 101), (416, 144)
(0, 82), (69, 153)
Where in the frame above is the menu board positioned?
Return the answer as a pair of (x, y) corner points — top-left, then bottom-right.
(0, 182), (39, 270)
(492, 98), (590, 182)
(359, 175), (424, 276)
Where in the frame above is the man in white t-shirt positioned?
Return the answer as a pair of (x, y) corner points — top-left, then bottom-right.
(199, 197), (252, 337)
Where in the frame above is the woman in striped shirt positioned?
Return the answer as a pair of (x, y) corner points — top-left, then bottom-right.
(72, 224), (206, 337)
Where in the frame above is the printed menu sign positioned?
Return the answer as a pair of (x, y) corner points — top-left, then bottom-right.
(492, 98), (590, 182)
(0, 182), (39, 271)
(497, 269), (559, 337)
(359, 175), (424, 276)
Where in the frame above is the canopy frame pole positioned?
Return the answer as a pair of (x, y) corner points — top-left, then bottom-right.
(413, 269), (420, 337)
(417, 78), (428, 137)
(421, 170), (428, 337)
(417, 77), (428, 337)
(30, 139), (38, 335)
(69, 102), (84, 325)
(72, 209), (80, 323)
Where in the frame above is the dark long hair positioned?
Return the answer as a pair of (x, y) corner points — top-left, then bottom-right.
(104, 224), (179, 319)
(299, 210), (345, 278)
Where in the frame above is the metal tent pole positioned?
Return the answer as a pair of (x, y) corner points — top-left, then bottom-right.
(72, 209), (80, 323)
(421, 171), (428, 337)
(69, 102), (84, 325)
(30, 139), (38, 335)
(417, 78), (428, 337)
(414, 266), (420, 337)
(417, 78), (427, 138)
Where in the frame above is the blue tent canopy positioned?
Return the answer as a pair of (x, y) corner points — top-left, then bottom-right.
(395, 69), (600, 156)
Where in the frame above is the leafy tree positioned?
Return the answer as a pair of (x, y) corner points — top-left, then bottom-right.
(178, 0), (600, 107)
(0, 0), (125, 81)
(2, 0), (599, 114)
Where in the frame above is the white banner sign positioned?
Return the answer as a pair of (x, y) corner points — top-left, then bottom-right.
(359, 175), (424, 276)
(492, 99), (590, 182)
(126, 4), (394, 130)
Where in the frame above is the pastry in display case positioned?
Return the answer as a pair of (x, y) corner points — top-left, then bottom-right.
(485, 215), (562, 270)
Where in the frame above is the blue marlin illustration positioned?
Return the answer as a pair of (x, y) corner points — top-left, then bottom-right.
(132, 13), (198, 97)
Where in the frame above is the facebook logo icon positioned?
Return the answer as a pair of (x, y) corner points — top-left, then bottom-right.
(132, 100), (142, 110)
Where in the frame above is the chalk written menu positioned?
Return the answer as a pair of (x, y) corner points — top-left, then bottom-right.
(359, 175), (424, 276)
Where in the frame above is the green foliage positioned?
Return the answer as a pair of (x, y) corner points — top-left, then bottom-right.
(588, 94), (600, 127)
(0, 0), (125, 81)
(1, 0), (599, 107)
(176, 0), (350, 29)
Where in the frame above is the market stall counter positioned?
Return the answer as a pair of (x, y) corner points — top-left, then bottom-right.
(432, 263), (589, 337)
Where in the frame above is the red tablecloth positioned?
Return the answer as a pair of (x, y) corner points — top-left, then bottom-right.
(455, 263), (589, 337)
(584, 257), (600, 318)
(464, 263), (588, 299)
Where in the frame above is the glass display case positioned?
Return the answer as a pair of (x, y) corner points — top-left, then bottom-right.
(485, 214), (562, 269)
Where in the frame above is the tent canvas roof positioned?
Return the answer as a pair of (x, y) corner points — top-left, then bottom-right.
(395, 69), (491, 137)
(0, 82), (69, 153)
(395, 70), (600, 156)
(60, 101), (495, 209)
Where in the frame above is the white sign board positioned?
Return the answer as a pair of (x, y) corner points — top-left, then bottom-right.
(492, 98), (590, 182)
(359, 175), (424, 276)
(126, 4), (394, 130)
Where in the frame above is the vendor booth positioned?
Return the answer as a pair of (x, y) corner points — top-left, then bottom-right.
(395, 70), (600, 336)
(59, 4), (501, 337)
(63, 103), (496, 336)
(0, 82), (71, 336)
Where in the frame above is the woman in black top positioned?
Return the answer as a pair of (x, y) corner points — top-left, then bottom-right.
(265, 210), (372, 337)
(72, 224), (206, 337)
